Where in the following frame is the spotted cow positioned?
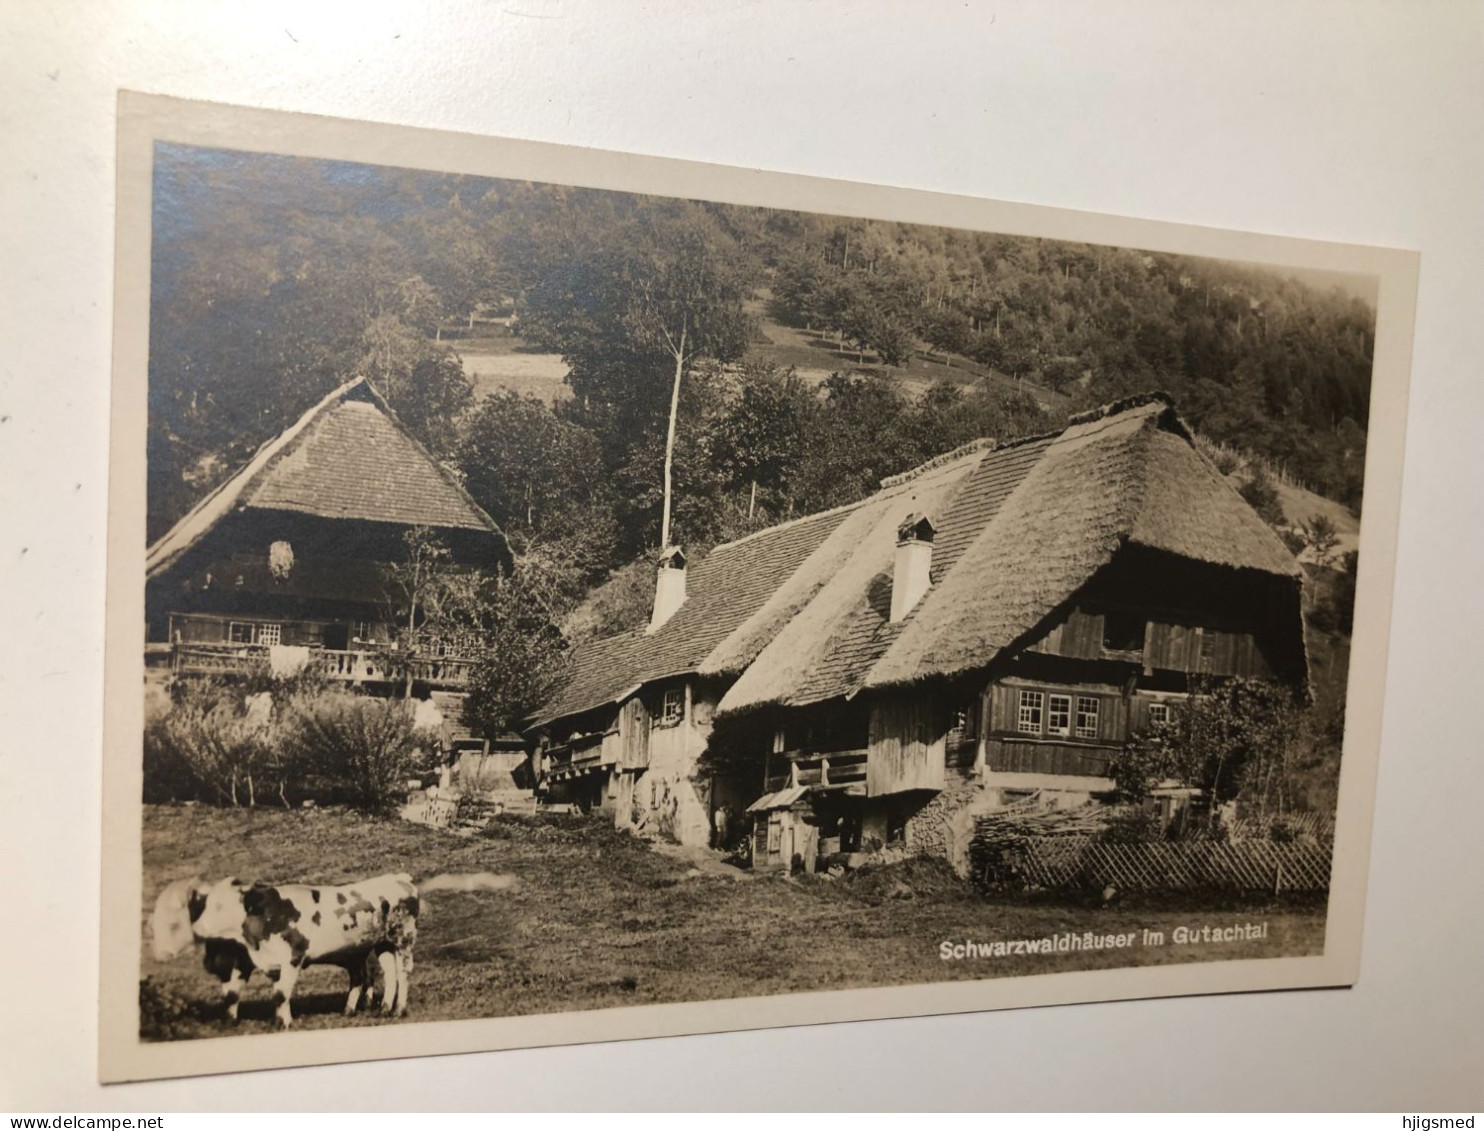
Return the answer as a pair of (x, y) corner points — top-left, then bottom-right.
(151, 873), (419, 1029)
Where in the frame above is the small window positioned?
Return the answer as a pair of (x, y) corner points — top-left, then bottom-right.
(1103, 610), (1147, 653)
(231, 621), (281, 645)
(886, 804), (909, 845)
(1076, 696), (1100, 739)
(1017, 690), (1044, 735)
(952, 705), (980, 743)
(1199, 628), (1218, 670)
(1047, 694), (1072, 737)
(1149, 702), (1171, 727)
(660, 687), (685, 726)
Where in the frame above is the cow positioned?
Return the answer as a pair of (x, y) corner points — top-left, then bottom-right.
(151, 873), (419, 1029)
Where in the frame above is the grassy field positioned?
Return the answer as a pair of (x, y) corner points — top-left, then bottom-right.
(452, 328), (572, 404)
(744, 309), (1070, 410)
(140, 805), (1325, 1041)
(446, 313), (1071, 412)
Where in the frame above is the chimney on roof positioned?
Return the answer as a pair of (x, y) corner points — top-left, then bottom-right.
(891, 513), (936, 623)
(648, 545), (688, 633)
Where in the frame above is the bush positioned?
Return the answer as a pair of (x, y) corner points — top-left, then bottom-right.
(1097, 808), (1165, 844)
(1111, 677), (1305, 823)
(143, 679), (273, 805)
(142, 715), (202, 803)
(281, 693), (432, 815)
(1238, 466), (1286, 529)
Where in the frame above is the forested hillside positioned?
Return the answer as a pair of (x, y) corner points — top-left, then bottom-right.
(148, 144), (1375, 591)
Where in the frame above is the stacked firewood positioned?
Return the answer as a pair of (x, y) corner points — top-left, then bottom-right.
(968, 798), (1121, 890)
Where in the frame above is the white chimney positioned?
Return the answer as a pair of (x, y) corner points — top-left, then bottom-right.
(648, 545), (688, 633)
(891, 514), (936, 622)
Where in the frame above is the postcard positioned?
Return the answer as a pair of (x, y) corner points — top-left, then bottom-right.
(100, 91), (1418, 1082)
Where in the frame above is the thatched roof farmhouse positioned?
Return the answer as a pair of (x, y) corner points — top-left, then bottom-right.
(530, 393), (1307, 866)
(146, 377), (508, 691)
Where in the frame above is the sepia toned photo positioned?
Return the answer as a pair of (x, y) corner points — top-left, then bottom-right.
(100, 94), (1417, 1082)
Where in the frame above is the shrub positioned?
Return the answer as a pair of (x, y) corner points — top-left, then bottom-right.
(1238, 466), (1286, 528)
(144, 679), (272, 805)
(1299, 514), (1341, 567)
(1111, 677), (1306, 826)
(1097, 808), (1165, 844)
(142, 715), (201, 803)
(282, 693), (432, 815)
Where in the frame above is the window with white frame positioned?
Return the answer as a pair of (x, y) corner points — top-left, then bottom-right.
(1047, 694), (1072, 737)
(1016, 690), (1044, 735)
(659, 687), (685, 726)
(1149, 702), (1171, 726)
(230, 621), (281, 646)
(1076, 696), (1100, 739)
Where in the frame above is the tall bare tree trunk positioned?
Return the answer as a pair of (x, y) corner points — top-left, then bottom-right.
(660, 320), (687, 551)
(405, 601), (417, 698)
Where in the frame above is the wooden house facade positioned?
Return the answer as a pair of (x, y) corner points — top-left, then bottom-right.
(532, 394), (1307, 867)
(145, 377), (509, 692)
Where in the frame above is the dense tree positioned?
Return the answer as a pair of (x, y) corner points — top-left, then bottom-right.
(457, 561), (574, 737)
(515, 200), (759, 550)
(711, 363), (816, 521)
(148, 143), (1378, 579)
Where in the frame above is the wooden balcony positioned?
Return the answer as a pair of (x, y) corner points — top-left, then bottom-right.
(763, 748), (869, 796)
(169, 642), (476, 688)
(542, 731), (609, 782)
(171, 642), (270, 676)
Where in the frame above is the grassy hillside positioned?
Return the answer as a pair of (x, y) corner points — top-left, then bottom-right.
(453, 307), (1071, 413)
(1278, 480), (1362, 560)
(141, 805), (1324, 1040)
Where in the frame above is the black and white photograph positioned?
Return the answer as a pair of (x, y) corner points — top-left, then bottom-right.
(97, 93), (1417, 1083)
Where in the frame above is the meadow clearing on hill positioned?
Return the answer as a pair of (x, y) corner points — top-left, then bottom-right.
(140, 805), (1325, 1041)
(453, 314), (1071, 411)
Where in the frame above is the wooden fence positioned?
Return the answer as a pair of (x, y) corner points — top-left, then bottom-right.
(979, 834), (1332, 896)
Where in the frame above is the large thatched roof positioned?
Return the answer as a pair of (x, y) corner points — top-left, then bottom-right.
(146, 378), (503, 580)
(534, 393), (1304, 730)
(863, 396), (1301, 691)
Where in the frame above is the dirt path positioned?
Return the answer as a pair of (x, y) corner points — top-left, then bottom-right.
(646, 839), (750, 878)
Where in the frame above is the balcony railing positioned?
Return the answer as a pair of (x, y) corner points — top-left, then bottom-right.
(763, 748), (869, 795)
(541, 731), (609, 781)
(170, 642), (476, 688)
(171, 642), (269, 675)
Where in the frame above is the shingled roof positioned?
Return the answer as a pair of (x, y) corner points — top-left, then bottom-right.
(530, 502), (858, 727)
(716, 444), (990, 715)
(146, 378), (502, 580)
(535, 392), (1304, 729)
